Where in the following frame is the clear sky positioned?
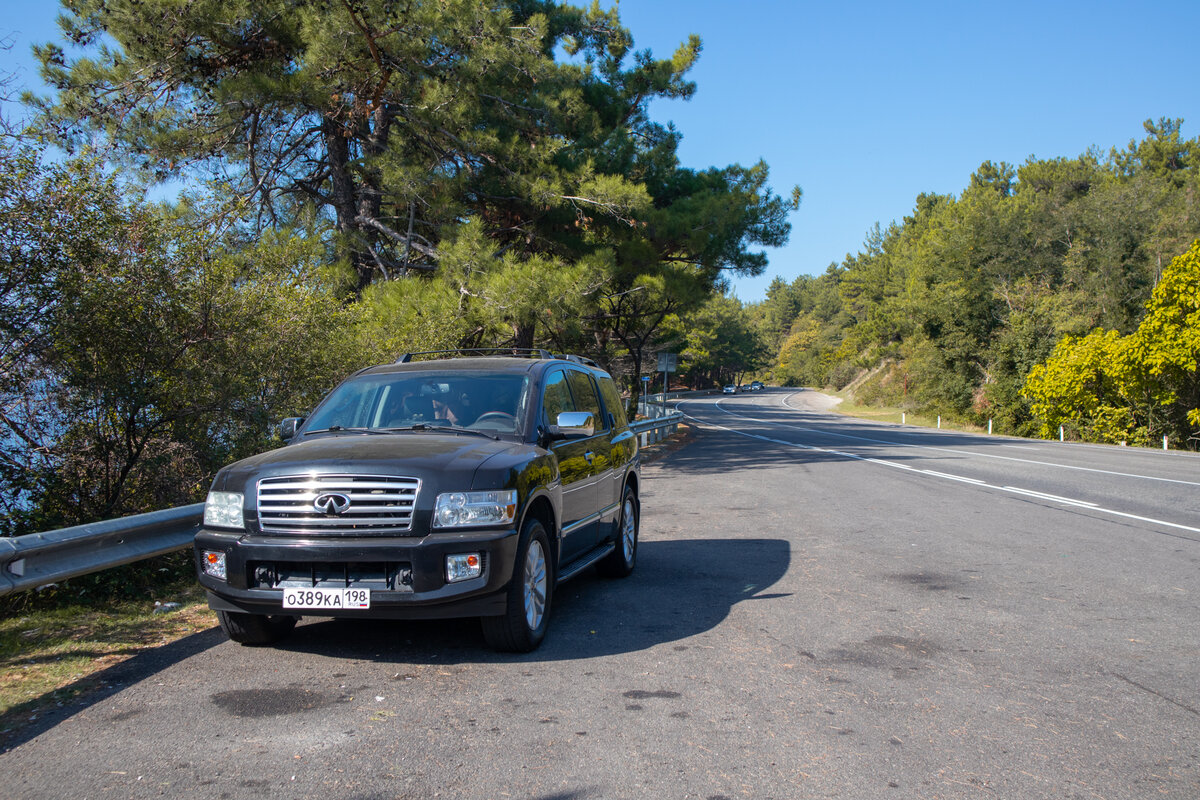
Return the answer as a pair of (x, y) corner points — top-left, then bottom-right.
(4, 1), (1199, 301)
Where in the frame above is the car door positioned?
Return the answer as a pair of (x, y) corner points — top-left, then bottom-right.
(564, 369), (613, 551)
(596, 372), (636, 536)
(541, 368), (597, 563)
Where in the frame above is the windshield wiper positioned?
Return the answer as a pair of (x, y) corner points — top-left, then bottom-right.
(302, 426), (390, 435)
(383, 423), (500, 440)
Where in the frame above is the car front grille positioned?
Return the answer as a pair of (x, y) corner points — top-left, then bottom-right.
(257, 474), (421, 535)
(249, 560), (414, 591)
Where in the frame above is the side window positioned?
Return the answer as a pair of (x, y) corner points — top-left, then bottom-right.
(597, 375), (628, 429)
(566, 370), (606, 431)
(542, 369), (575, 426)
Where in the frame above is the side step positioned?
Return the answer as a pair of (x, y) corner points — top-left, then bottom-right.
(556, 541), (616, 583)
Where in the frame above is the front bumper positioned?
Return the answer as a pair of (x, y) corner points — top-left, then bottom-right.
(195, 526), (519, 620)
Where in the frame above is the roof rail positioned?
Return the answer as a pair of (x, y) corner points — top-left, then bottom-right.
(554, 353), (600, 368)
(395, 348), (556, 364)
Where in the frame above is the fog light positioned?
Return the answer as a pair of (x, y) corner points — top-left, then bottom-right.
(202, 550), (227, 581)
(446, 553), (482, 583)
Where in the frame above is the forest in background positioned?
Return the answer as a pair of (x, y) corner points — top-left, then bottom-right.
(751, 118), (1200, 449)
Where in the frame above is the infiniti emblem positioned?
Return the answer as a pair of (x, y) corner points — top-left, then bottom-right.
(313, 492), (352, 515)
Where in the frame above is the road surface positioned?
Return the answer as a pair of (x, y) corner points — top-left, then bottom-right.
(2, 388), (1198, 799)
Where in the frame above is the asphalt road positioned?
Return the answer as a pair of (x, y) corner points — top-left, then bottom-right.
(3, 388), (1199, 799)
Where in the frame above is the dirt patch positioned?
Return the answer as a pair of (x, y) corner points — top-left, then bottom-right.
(783, 390), (843, 413)
(639, 422), (695, 463)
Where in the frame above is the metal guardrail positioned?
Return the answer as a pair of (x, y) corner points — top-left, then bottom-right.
(0, 414), (686, 597)
(0, 503), (204, 598)
(629, 411), (684, 447)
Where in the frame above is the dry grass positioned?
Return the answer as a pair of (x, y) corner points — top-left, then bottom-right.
(832, 397), (984, 434)
(0, 583), (217, 736)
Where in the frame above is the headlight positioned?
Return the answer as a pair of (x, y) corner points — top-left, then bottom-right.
(204, 491), (245, 530)
(433, 490), (517, 528)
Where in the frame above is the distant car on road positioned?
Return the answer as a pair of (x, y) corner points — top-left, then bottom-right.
(722, 384), (738, 394)
(749, 381), (764, 391)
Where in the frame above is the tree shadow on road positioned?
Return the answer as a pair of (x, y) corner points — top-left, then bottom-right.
(654, 421), (930, 476)
(0, 625), (226, 752)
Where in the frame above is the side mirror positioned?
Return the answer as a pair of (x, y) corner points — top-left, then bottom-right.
(553, 411), (595, 440)
(280, 417), (304, 441)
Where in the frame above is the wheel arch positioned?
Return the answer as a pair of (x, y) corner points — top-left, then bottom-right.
(623, 469), (640, 499)
(520, 492), (560, 570)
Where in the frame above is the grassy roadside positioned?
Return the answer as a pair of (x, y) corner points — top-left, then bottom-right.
(829, 393), (985, 434)
(0, 580), (216, 737)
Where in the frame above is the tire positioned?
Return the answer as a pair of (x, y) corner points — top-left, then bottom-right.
(217, 610), (298, 646)
(481, 518), (553, 652)
(597, 486), (638, 578)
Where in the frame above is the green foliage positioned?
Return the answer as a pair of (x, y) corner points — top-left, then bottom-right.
(29, 0), (704, 291)
(1024, 329), (1144, 443)
(664, 293), (767, 388)
(0, 144), (362, 534)
(757, 122), (1200, 445)
(1024, 239), (1200, 446)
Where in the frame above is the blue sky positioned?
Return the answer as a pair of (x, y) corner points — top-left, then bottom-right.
(5, 1), (1200, 300)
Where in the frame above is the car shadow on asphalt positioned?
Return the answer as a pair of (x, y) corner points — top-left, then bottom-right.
(273, 537), (791, 664)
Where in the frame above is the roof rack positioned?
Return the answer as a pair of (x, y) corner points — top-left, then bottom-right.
(553, 353), (600, 368)
(396, 348), (598, 364)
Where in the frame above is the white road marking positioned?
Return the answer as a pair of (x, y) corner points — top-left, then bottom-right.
(746, 394), (1200, 488)
(680, 401), (1200, 536)
(1002, 486), (1099, 508)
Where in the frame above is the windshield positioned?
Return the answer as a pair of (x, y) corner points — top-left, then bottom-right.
(302, 371), (530, 436)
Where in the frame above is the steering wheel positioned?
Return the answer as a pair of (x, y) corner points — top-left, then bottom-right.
(472, 411), (517, 427)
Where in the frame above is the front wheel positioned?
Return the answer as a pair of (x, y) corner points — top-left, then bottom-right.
(597, 486), (638, 578)
(481, 518), (553, 652)
(217, 610), (298, 646)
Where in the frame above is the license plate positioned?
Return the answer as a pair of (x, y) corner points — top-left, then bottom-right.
(282, 587), (371, 610)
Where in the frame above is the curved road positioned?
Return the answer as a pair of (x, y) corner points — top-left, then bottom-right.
(3, 388), (1198, 799)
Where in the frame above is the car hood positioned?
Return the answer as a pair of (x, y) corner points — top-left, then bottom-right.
(212, 432), (527, 493)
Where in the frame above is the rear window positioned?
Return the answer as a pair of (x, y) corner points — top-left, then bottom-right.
(566, 370), (605, 430)
(596, 375), (628, 429)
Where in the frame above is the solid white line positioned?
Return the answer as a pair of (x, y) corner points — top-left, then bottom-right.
(923, 470), (987, 485)
(1002, 486), (1100, 508)
(678, 402), (1200, 536)
(748, 395), (1200, 488)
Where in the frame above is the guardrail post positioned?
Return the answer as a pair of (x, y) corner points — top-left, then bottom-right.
(988, 419), (993, 435)
(1060, 425), (1064, 442)
(1164, 435), (1169, 450)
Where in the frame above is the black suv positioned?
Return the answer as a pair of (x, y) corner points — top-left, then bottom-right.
(194, 351), (640, 652)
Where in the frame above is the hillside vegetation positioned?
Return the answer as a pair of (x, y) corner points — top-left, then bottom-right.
(753, 119), (1200, 449)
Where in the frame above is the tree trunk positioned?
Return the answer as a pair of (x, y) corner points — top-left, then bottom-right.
(322, 118), (373, 292)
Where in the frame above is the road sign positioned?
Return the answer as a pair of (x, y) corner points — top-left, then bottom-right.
(657, 352), (677, 373)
